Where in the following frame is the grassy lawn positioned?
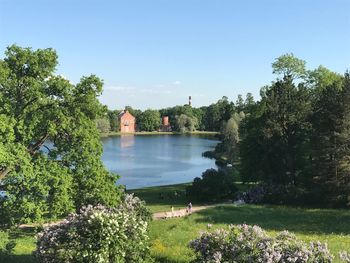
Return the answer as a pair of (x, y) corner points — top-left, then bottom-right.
(127, 182), (251, 213)
(149, 205), (350, 263)
(0, 229), (36, 263)
(1, 183), (349, 262)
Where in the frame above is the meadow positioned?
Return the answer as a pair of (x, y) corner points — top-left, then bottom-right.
(0, 183), (349, 263)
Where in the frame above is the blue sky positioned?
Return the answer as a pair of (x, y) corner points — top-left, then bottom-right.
(0, 0), (349, 110)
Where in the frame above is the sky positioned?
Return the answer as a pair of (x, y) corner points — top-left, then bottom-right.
(0, 0), (349, 110)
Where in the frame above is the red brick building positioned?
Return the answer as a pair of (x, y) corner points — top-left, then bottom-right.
(161, 116), (172, 132)
(119, 109), (136, 133)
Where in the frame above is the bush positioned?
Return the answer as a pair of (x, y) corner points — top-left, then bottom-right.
(190, 224), (335, 263)
(340, 251), (350, 263)
(36, 194), (151, 263)
(235, 185), (265, 204)
(186, 169), (237, 202)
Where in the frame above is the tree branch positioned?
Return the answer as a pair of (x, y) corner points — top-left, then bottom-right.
(27, 133), (49, 154)
(0, 167), (11, 181)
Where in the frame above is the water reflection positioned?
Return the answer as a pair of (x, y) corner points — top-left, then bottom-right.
(120, 135), (135, 148)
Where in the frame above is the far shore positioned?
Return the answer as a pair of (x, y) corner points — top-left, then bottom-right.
(100, 130), (220, 137)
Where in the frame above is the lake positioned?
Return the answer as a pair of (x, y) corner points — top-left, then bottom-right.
(101, 135), (219, 189)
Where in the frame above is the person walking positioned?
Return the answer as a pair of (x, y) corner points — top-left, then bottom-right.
(188, 202), (192, 214)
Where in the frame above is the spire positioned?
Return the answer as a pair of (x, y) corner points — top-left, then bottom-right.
(189, 96), (192, 107)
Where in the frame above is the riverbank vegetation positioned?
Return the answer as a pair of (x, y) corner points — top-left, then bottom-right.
(100, 130), (219, 137)
(97, 94), (238, 134)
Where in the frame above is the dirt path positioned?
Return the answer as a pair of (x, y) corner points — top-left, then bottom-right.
(153, 204), (227, 220)
(19, 204), (232, 229)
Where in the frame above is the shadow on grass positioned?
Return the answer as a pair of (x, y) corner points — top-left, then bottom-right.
(194, 205), (350, 235)
(153, 256), (189, 263)
(128, 183), (191, 207)
(0, 252), (36, 263)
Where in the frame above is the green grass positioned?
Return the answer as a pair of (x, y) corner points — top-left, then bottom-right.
(0, 229), (36, 263)
(1, 184), (349, 262)
(148, 205), (350, 263)
(128, 183), (192, 213)
(128, 182), (252, 213)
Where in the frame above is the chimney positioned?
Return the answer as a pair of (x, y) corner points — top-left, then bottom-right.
(189, 96), (192, 107)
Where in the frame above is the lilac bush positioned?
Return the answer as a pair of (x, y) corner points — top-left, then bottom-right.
(190, 224), (335, 263)
(36, 194), (151, 263)
(340, 251), (350, 263)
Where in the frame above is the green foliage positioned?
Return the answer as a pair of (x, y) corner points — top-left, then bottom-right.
(240, 58), (349, 207)
(272, 53), (307, 79)
(240, 76), (312, 186)
(0, 45), (122, 224)
(107, 110), (120, 131)
(175, 114), (198, 133)
(186, 169), (237, 202)
(138, 109), (161, 131)
(307, 65), (343, 92)
(95, 118), (111, 133)
(221, 112), (245, 163)
(202, 96), (235, 131)
(308, 72), (350, 206)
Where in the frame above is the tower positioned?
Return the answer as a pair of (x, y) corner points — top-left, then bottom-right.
(189, 96), (192, 107)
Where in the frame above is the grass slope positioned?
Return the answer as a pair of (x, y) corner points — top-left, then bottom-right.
(148, 205), (350, 262)
(1, 183), (349, 263)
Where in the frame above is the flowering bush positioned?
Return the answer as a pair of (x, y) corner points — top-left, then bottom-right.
(36, 194), (151, 263)
(340, 251), (350, 263)
(190, 224), (336, 263)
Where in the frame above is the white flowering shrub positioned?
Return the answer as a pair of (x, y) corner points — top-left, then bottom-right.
(190, 224), (335, 263)
(36, 194), (151, 263)
(340, 251), (350, 263)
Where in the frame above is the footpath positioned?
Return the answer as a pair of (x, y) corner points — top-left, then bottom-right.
(152, 203), (232, 220)
(19, 203), (234, 228)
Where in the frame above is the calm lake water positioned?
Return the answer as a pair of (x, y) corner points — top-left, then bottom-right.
(101, 135), (219, 189)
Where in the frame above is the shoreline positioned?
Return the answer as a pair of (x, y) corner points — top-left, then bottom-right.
(100, 131), (220, 137)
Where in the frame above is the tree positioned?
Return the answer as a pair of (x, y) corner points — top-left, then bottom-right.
(175, 114), (198, 133)
(307, 65), (343, 93)
(96, 118), (111, 133)
(138, 109), (161, 131)
(0, 45), (122, 223)
(186, 169), (237, 201)
(222, 112), (245, 164)
(240, 76), (311, 186)
(107, 110), (121, 132)
(272, 53), (306, 79)
(309, 72), (350, 206)
(203, 97), (235, 131)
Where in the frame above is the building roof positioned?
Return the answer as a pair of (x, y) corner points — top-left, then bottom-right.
(119, 110), (135, 120)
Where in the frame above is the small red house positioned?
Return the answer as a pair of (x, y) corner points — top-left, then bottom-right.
(119, 109), (136, 133)
(161, 116), (172, 132)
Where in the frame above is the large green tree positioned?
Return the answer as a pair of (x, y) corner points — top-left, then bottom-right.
(0, 45), (121, 223)
(138, 109), (161, 131)
(308, 73), (350, 205)
(272, 53), (306, 80)
(175, 114), (198, 133)
(240, 76), (311, 186)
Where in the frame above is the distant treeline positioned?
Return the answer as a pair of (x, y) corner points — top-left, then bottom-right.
(96, 95), (252, 133)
